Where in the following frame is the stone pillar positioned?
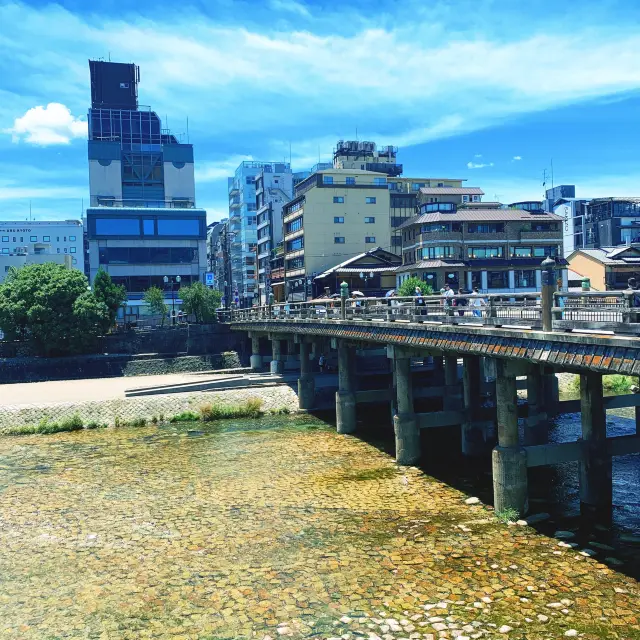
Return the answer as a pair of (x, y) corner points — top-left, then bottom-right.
(535, 269), (542, 290)
(336, 341), (356, 434)
(481, 271), (488, 291)
(298, 341), (315, 411)
(492, 360), (528, 516)
(286, 339), (298, 365)
(579, 373), (612, 519)
(466, 271), (473, 291)
(250, 334), (262, 372)
(443, 356), (460, 411)
(462, 356), (492, 456)
(508, 270), (515, 292)
(524, 366), (548, 445)
(270, 337), (284, 374)
(394, 356), (420, 465)
(542, 367), (559, 416)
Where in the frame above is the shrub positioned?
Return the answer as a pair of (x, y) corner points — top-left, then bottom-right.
(244, 397), (264, 418)
(397, 276), (433, 297)
(170, 411), (200, 423)
(130, 417), (147, 428)
(496, 508), (520, 524)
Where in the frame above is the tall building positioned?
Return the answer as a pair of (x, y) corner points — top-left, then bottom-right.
(85, 60), (207, 318)
(228, 161), (290, 307)
(396, 202), (566, 292)
(543, 184), (576, 212)
(281, 168), (391, 301)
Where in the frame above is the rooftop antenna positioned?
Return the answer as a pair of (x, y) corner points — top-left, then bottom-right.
(186, 116), (190, 144)
(108, 52), (111, 62)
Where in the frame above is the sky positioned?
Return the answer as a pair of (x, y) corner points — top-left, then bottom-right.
(2, 0), (640, 223)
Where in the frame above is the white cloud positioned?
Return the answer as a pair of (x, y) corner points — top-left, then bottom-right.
(513, 155), (522, 160)
(4, 103), (87, 145)
(195, 155), (254, 182)
(269, 0), (311, 17)
(467, 161), (494, 169)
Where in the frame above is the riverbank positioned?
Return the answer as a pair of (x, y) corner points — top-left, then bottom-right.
(0, 415), (637, 639)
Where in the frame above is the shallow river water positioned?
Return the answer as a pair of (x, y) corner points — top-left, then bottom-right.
(0, 414), (638, 639)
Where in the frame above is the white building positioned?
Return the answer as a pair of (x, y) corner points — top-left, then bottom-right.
(0, 220), (84, 272)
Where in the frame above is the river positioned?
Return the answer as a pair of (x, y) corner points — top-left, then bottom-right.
(0, 414), (638, 639)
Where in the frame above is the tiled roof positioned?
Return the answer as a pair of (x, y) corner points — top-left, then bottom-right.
(314, 247), (401, 279)
(399, 208), (562, 229)
(396, 260), (467, 273)
(577, 246), (640, 264)
(419, 187), (485, 195)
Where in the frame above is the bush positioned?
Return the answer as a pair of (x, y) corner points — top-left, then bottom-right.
(198, 398), (264, 422)
(397, 276), (433, 297)
(568, 374), (634, 395)
(170, 411), (200, 423)
(130, 417), (147, 428)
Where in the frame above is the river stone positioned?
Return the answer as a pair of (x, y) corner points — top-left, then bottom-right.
(524, 512), (550, 525)
(554, 530), (576, 539)
(465, 497), (480, 505)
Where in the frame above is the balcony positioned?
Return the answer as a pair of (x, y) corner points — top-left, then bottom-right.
(93, 197), (195, 209)
(284, 229), (304, 243)
(284, 209), (303, 225)
(520, 230), (562, 241)
(464, 232), (508, 241)
(418, 232), (463, 242)
(365, 162), (403, 177)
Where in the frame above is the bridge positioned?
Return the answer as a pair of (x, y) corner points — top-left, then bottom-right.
(227, 282), (640, 521)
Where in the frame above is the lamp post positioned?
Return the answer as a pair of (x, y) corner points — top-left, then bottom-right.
(163, 275), (181, 325)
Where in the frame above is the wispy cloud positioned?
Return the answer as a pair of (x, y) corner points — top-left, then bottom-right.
(513, 155), (522, 160)
(467, 161), (494, 169)
(4, 103), (87, 145)
(269, 0), (311, 17)
(195, 155), (254, 182)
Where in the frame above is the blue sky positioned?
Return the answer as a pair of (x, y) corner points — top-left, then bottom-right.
(2, 0), (640, 222)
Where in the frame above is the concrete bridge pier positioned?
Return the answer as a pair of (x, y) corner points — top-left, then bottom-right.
(336, 341), (356, 434)
(443, 356), (461, 411)
(543, 367), (560, 416)
(462, 355), (493, 456)
(492, 360), (528, 516)
(579, 373), (612, 520)
(297, 340), (315, 411)
(524, 366), (549, 445)
(269, 336), (285, 374)
(391, 349), (420, 465)
(249, 334), (263, 372)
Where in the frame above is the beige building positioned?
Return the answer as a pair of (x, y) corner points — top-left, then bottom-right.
(0, 245), (72, 283)
(567, 246), (640, 291)
(281, 168), (391, 300)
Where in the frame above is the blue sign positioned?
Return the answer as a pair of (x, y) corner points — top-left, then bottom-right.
(205, 272), (214, 286)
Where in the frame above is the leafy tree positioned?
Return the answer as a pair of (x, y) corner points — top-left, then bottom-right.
(143, 286), (168, 325)
(397, 276), (433, 297)
(93, 269), (126, 329)
(0, 263), (111, 356)
(180, 282), (222, 323)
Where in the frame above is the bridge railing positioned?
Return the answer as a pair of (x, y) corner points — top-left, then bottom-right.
(552, 290), (640, 334)
(228, 293), (544, 328)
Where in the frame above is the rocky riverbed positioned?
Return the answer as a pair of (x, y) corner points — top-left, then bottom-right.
(0, 415), (637, 639)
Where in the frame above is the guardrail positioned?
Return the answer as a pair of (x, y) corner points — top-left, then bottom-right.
(221, 289), (640, 336)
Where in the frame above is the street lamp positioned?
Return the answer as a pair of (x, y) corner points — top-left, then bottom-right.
(359, 271), (375, 291)
(163, 275), (181, 325)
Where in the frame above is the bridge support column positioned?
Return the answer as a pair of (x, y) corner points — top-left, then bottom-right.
(270, 337), (284, 374)
(336, 341), (356, 434)
(462, 356), (492, 456)
(524, 366), (548, 445)
(444, 356), (461, 411)
(250, 334), (263, 372)
(543, 368), (559, 416)
(492, 360), (528, 516)
(394, 355), (420, 465)
(579, 373), (612, 519)
(298, 341), (315, 411)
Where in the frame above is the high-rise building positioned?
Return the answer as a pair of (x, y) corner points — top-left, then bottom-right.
(85, 60), (207, 320)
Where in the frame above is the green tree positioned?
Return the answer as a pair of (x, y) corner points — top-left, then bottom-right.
(93, 269), (126, 329)
(397, 276), (433, 297)
(0, 263), (110, 356)
(143, 286), (168, 325)
(180, 282), (222, 323)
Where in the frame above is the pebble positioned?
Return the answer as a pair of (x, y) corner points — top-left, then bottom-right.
(464, 497), (480, 505)
(554, 530), (576, 539)
(564, 631), (578, 637)
(605, 556), (624, 566)
(524, 512), (550, 525)
(537, 615), (549, 623)
(579, 549), (597, 557)
(498, 625), (512, 633)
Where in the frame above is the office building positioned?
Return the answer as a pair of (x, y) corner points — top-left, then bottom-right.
(396, 202), (567, 292)
(255, 165), (294, 305)
(583, 198), (640, 248)
(543, 184), (576, 213)
(206, 220), (225, 275)
(0, 221), (83, 272)
(281, 168), (391, 301)
(85, 60), (207, 318)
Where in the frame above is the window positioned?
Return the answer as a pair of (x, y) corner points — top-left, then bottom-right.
(285, 217), (303, 233)
(333, 196), (345, 203)
(423, 246), (456, 259)
(467, 223), (504, 233)
(533, 246), (558, 257)
(346, 177), (356, 185)
(95, 218), (140, 235)
(245, 176), (255, 185)
(364, 217), (375, 224)
(2, 248), (8, 254)
(247, 216), (257, 226)
(19, 237), (23, 242)
(72, 258), (78, 265)
(472, 195), (480, 202)
(515, 269), (536, 288)
(373, 177), (386, 186)
(57, 248), (60, 254)
(64, 248), (68, 253)
(411, 183), (425, 191)
(157, 219), (200, 236)
(63, 237), (67, 242)
(365, 236), (376, 243)
(391, 236), (402, 247)
(286, 256), (305, 270)
(334, 216), (345, 224)
(467, 246), (504, 259)
(365, 197), (377, 204)
(70, 247), (77, 253)
(437, 182), (444, 187)
(119, 82), (129, 88)
(142, 219), (155, 235)
(512, 246), (532, 258)
(487, 271), (508, 289)
(30, 236), (37, 242)
(334, 237), (345, 244)
(12, 237), (16, 242)
(323, 175), (334, 185)
(1, 237), (8, 242)
(286, 237), (304, 252)
(43, 235), (50, 242)
(463, 195), (470, 203)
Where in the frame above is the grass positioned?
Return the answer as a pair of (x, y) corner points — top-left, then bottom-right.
(495, 508), (520, 524)
(567, 374), (636, 395)
(198, 397), (264, 421)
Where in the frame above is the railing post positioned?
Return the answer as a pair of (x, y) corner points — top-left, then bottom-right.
(540, 256), (556, 332)
(340, 281), (349, 320)
(488, 296), (497, 322)
(623, 291), (635, 324)
(386, 298), (394, 322)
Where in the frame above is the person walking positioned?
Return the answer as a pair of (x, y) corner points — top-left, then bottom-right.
(471, 287), (486, 317)
(318, 353), (326, 374)
(456, 288), (468, 316)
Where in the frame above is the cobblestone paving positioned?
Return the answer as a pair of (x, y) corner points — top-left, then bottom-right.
(0, 416), (638, 639)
